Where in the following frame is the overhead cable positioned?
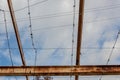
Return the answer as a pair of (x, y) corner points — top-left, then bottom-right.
(0, 24), (73, 35)
(1, 9), (17, 80)
(3, 2), (120, 13)
(1, 12), (120, 24)
(5, 0), (49, 12)
(27, 0), (38, 66)
(99, 30), (120, 80)
(2, 10), (14, 66)
(70, 0), (76, 80)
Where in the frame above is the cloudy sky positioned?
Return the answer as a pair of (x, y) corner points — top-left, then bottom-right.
(0, 0), (120, 80)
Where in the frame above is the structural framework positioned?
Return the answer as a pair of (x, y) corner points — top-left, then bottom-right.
(1, 0), (120, 80)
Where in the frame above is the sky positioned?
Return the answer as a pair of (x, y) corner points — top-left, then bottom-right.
(0, 0), (120, 80)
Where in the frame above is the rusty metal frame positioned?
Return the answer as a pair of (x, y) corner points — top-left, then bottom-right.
(0, 65), (120, 76)
(5, 0), (120, 79)
(76, 0), (84, 66)
(7, 0), (26, 67)
(7, 0), (29, 80)
(75, 0), (84, 80)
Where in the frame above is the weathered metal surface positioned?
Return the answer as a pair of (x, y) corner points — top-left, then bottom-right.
(76, 0), (85, 65)
(7, 0), (28, 79)
(7, 0), (26, 66)
(0, 65), (119, 76)
(76, 0), (85, 79)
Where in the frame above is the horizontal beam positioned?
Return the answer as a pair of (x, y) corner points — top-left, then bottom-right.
(0, 65), (120, 76)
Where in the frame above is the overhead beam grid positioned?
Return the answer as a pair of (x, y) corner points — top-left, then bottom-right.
(2, 0), (120, 80)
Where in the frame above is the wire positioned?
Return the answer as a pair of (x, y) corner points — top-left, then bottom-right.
(0, 47), (90, 50)
(106, 31), (120, 64)
(2, 1), (120, 23)
(0, 11), (77, 24)
(4, 1), (120, 13)
(1, 47), (120, 50)
(70, 0), (76, 80)
(1, 10), (18, 80)
(27, 0), (37, 65)
(27, 0), (38, 79)
(0, 24), (73, 36)
(31, 24), (72, 31)
(1, 12), (120, 25)
(5, 0), (49, 12)
(1, 9), (120, 24)
(71, 0), (76, 66)
(84, 3), (120, 12)
(84, 16), (120, 24)
(99, 30), (120, 80)
(3, 11), (14, 66)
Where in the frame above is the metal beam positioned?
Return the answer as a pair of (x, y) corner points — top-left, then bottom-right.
(7, 0), (28, 80)
(76, 0), (85, 67)
(76, 0), (85, 80)
(7, 0), (26, 66)
(0, 65), (120, 76)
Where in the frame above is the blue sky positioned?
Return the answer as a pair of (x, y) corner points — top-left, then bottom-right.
(0, 0), (120, 80)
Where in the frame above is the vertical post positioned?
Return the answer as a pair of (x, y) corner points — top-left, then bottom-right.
(7, 0), (29, 80)
(75, 0), (85, 80)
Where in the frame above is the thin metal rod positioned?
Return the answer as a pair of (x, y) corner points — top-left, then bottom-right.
(7, 0), (29, 80)
(7, 0), (26, 66)
(76, 0), (85, 80)
(76, 0), (85, 66)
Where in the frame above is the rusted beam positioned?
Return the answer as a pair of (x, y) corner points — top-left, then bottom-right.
(76, 0), (85, 67)
(76, 0), (85, 80)
(7, 0), (28, 80)
(0, 65), (119, 76)
(7, 0), (26, 66)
